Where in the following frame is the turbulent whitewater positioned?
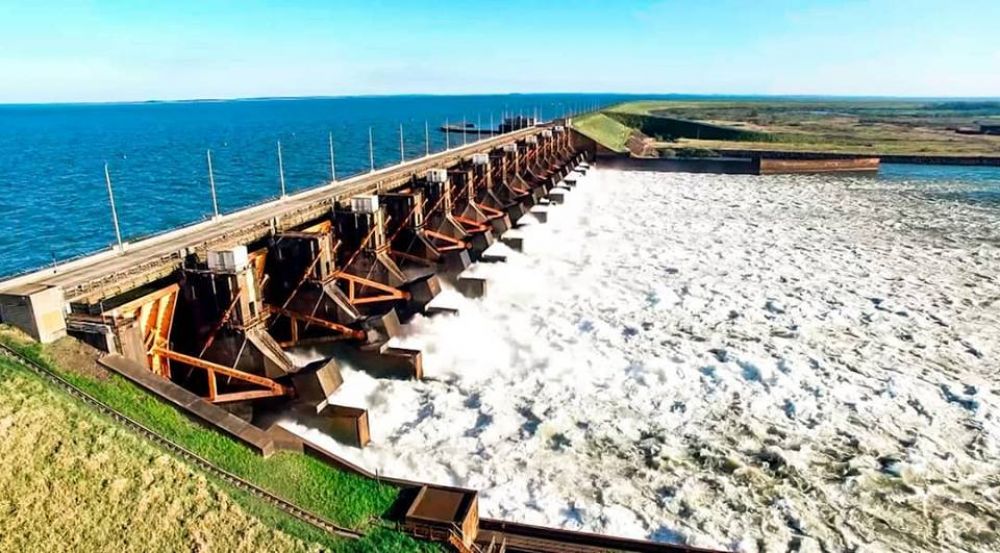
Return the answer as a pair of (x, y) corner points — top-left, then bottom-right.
(282, 168), (1000, 552)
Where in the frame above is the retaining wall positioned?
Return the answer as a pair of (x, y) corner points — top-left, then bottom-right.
(714, 148), (1000, 167)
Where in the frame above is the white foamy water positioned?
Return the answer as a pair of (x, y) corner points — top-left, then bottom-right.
(283, 168), (1000, 552)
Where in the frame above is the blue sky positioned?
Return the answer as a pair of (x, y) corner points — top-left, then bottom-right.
(1, 0), (997, 103)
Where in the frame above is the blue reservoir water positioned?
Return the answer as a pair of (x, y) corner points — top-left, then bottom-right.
(0, 94), (630, 276)
(1, 95), (998, 277)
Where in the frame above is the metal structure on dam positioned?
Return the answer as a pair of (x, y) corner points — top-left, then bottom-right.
(0, 117), (725, 552)
(0, 118), (584, 407)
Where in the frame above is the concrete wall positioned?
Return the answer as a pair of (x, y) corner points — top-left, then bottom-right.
(716, 148), (1000, 167)
(756, 157), (880, 174)
(596, 154), (881, 175)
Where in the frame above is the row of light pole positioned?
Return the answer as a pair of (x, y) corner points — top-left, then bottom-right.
(100, 100), (613, 255)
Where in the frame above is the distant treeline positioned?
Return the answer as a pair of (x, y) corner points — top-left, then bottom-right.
(927, 101), (1000, 112)
(607, 112), (773, 142)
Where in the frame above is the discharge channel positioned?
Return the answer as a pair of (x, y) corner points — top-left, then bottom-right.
(282, 166), (1000, 552)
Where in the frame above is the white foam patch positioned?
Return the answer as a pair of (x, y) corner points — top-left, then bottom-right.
(281, 168), (1000, 552)
(283, 346), (330, 368)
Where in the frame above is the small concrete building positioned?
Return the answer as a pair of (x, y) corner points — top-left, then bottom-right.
(403, 485), (479, 548)
(0, 284), (66, 343)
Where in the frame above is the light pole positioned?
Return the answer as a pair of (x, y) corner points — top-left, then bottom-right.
(206, 149), (219, 219)
(328, 132), (337, 182)
(399, 123), (405, 163)
(368, 127), (375, 172)
(424, 121), (430, 156)
(103, 163), (124, 253)
(277, 140), (287, 197)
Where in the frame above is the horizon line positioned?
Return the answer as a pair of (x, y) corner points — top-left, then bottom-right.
(2, 91), (1000, 107)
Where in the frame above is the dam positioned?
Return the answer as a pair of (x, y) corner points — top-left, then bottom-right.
(3, 96), (997, 552)
(2, 117), (721, 552)
(0, 121), (584, 406)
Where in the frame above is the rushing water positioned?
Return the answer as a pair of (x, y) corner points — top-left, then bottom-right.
(282, 167), (1000, 552)
(0, 94), (640, 276)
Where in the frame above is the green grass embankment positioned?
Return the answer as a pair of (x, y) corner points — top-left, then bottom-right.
(572, 111), (633, 152)
(0, 355), (329, 552)
(574, 102), (772, 153)
(0, 328), (441, 553)
(606, 99), (1000, 156)
(605, 106), (773, 143)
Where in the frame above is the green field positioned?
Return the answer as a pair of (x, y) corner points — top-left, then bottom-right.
(0, 355), (331, 552)
(0, 327), (441, 553)
(584, 99), (1000, 156)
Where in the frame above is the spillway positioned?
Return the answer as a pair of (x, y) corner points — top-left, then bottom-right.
(282, 167), (1000, 552)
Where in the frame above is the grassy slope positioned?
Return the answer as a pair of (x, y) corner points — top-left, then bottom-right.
(0, 328), (440, 553)
(572, 112), (633, 152)
(604, 100), (1000, 156)
(0, 356), (323, 553)
(607, 101), (678, 116)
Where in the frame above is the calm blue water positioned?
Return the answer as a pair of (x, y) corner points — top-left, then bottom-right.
(1, 95), (998, 277)
(0, 94), (632, 276)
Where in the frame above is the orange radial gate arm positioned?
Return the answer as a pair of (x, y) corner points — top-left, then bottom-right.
(266, 305), (366, 340)
(331, 271), (409, 305)
(150, 346), (292, 403)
